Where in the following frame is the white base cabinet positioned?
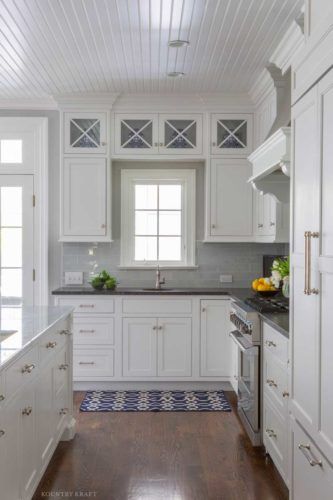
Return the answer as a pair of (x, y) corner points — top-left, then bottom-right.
(0, 314), (74, 500)
(55, 295), (232, 385)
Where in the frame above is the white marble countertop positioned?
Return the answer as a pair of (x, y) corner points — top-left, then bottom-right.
(0, 306), (73, 369)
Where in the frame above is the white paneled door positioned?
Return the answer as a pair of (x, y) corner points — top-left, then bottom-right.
(0, 175), (34, 306)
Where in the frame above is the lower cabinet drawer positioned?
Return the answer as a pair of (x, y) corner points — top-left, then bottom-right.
(4, 346), (39, 399)
(122, 298), (192, 315)
(263, 350), (289, 415)
(57, 296), (114, 314)
(263, 322), (288, 363)
(263, 399), (288, 483)
(73, 316), (114, 345)
(291, 419), (333, 500)
(73, 348), (114, 378)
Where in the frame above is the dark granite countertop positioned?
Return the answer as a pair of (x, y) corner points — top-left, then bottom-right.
(52, 286), (289, 338)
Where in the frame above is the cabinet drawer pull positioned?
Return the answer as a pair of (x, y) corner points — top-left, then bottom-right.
(298, 443), (322, 467)
(266, 428), (277, 438)
(265, 340), (276, 347)
(266, 379), (278, 388)
(0, 430), (5, 437)
(258, 223), (264, 228)
(152, 325), (157, 330)
(212, 141), (216, 147)
(79, 304), (95, 308)
(282, 391), (289, 398)
(158, 325), (163, 330)
(22, 406), (32, 416)
(59, 329), (71, 335)
(79, 329), (95, 333)
(46, 341), (57, 349)
(59, 364), (69, 371)
(0, 394), (5, 402)
(59, 408), (69, 415)
(21, 363), (35, 374)
(79, 361), (95, 365)
(270, 222), (275, 226)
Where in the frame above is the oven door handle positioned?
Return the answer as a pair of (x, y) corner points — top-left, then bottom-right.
(229, 331), (257, 353)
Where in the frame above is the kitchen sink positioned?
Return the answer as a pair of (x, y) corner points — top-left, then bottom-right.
(0, 330), (17, 343)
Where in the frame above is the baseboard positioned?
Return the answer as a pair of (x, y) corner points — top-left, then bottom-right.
(74, 381), (233, 391)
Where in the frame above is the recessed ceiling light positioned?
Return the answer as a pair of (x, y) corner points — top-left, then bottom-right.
(168, 39), (190, 48)
(167, 71), (185, 78)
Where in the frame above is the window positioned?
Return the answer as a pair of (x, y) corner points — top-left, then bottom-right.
(121, 169), (196, 267)
(0, 139), (22, 163)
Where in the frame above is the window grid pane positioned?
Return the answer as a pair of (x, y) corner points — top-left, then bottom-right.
(134, 183), (183, 262)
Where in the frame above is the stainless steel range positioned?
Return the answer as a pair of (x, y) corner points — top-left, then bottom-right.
(230, 300), (261, 446)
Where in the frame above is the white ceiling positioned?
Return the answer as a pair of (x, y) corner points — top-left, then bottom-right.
(0, 0), (303, 99)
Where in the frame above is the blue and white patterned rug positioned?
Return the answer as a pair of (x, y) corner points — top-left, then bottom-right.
(80, 390), (231, 412)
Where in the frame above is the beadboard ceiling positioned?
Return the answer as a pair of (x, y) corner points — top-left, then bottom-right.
(0, 0), (302, 100)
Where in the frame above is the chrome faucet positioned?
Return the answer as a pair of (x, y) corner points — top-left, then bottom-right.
(155, 265), (166, 289)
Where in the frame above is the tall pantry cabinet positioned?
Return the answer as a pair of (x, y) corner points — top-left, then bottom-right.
(290, 67), (333, 499)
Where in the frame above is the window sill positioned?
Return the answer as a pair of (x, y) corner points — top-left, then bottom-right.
(118, 265), (199, 270)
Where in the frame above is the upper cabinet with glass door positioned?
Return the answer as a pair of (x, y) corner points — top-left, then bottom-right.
(211, 114), (253, 156)
(64, 112), (107, 154)
(159, 114), (203, 155)
(114, 114), (158, 155)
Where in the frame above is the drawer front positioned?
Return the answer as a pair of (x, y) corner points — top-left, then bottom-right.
(4, 345), (39, 399)
(57, 297), (114, 314)
(263, 350), (289, 414)
(39, 325), (67, 364)
(54, 345), (69, 396)
(263, 400), (288, 480)
(54, 384), (70, 436)
(73, 348), (114, 378)
(73, 316), (114, 345)
(291, 420), (333, 500)
(263, 322), (288, 363)
(122, 298), (192, 315)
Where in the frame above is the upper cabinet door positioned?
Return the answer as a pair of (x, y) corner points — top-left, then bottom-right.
(61, 157), (110, 241)
(64, 112), (107, 154)
(114, 114), (158, 155)
(211, 114), (253, 156)
(158, 114), (203, 155)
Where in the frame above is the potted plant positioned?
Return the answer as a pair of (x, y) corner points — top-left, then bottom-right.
(271, 257), (290, 298)
(89, 270), (117, 291)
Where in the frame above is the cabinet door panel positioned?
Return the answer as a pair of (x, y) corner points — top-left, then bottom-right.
(157, 318), (192, 377)
(115, 114), (158, 155)
(122, 318), (157, 377)
(159, 114), (203, 155)
(62, 158), (107, 237)
(200, 300), (231, 377)
(38, 364), (55, 467)
(210, 159), (253, 237)
(64, 112), (107, 154)
(211, 114), (253, 156)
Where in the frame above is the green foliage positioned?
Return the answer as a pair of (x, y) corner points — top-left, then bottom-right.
(272, 257), (290, 279)
(90, 270), (117, 290)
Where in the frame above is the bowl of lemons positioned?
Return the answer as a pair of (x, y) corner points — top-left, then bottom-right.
(252, 277), (279, 297)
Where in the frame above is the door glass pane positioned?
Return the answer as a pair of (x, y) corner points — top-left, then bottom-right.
(159, 237), (181, 260)
(164, 120), (196, 149)
(0, 140), (22, 163)
(217, 120), (247, 149)
(135, 211), (157, 235)
(70, 119), (100, 148)
(121, 120), (153, 149)
(159, 185), (182, 209)
(1, 228), (22, 267)
(159, 211), (181, 235)
(1, 269), (22, 302)
(135, 236), (157, 261)
(1, 187), (22, 226)
(135, 185), (157, 209)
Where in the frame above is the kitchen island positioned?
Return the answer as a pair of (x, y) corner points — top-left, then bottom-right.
(0, 306), (75, 500)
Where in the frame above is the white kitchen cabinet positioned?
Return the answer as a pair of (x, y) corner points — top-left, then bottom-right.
(200, 300), (231, 377)
(38, 362), (55, 468)
(122, 317), (157, 377)
(60, 157), (111, 242)
(157, 318), (192, 377)
(254, 191), (289, 243)
(207, 159), (253, 241)
(211, 113), (253, 156)
(114, 114), (158, 155)
(290, 67), (333, 496)
(19, 385), (38, 500)
(64, 112), (107, 154)
(114, 113), (203, 156)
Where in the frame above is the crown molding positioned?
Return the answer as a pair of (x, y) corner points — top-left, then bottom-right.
(0, 97), (57, 110)
(269, 20), (305, 75)
(53, 92), (119, 110)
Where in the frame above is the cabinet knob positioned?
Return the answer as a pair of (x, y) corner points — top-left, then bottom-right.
(159, 142), (164, 147)
(22, 406), (33, 416)
(59, 408), (69, 415)
(154, 142), (158, 147)
(266, 428), (277, 438)
(46, 341), (57, 349)
(21, 363), (35, 374)
(0, 430), (5, 437)
(211, 224), (216, 229)
(59, 363), (69, 371)
(101, 224), (106, 229)
(153, 325), (157, 330)
(270, 222), (275, 227)
(282, 391), (289, 398)
(101, 142), (107, 146)
(0, 394), (5, 402)
(202, 307), (206, 312)
(265, 340), (276, 347)
(212, 142), (216, 147)
(258, 223), (263, 228)
(158, 325), (163, 330)
(59, 329), (71, 335)
(266, 378), (278, 388)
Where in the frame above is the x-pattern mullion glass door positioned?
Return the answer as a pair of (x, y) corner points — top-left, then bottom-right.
(133, 181), (184, 264)
(0, 175), (34, 306)
(116, 114), (158, 155)
(211, 114), (253, 156)
(64, 112), (107, 154)
(159, 114), (203, 155)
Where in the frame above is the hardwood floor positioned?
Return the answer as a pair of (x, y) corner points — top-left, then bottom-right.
(33, 391), (288, 500)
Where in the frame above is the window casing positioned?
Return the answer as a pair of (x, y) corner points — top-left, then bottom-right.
(120, 169), (196, 268)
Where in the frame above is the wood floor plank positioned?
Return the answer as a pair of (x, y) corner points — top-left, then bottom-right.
(33, 391), (288, 500)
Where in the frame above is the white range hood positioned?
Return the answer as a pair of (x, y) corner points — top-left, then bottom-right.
(248, 127), (291, 203)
